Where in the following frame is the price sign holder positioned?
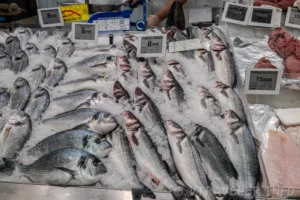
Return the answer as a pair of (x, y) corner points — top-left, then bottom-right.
(244, 68), (282, 95)
(221, 2), (251, 25)
(137, 34), (167, 57)
(248, 6), (276, 27)
(169, 39), (210, 53)
(37, 7), (64, 28)
(72, 22), (98, 43)
(285, 7), (300, 29)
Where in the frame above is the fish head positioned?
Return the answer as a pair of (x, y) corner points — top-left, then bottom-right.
(85, 136), (112, 158)
(165, 120), (185, 139)
(92, 112), (118, 135)
(133, 87), (148, 110)
(121, 111), (142, 133)
(78, 155), (107, 181)
(91, 92), (113, 104)
(33, 87), (48, 98)
(5, 36), (19, 46)
(9, 111), (29, 126)
(211, 33), (226, 51)
(106, 56), (117, 67)
(14, 77), (28, 89)
(202, 27), (213, 39)
(13, 50), (26, 61)
(113, 81), (129, 102)
(0, 51), (9, 59)
(47, 58), (67, 78)
(58, 37), (72, 46)
(162, 70), (176, 90)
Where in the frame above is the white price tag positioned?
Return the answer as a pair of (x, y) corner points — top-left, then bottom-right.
(94, 18), (130, 31)
(72, 23), (98, 43)
(244, 68), (282, 95)
(189, 7), (212, 23)
(285, 7), (300, 29)
(37, 7), (64, 28)
(137, 34), (167, 57)
(169, 39), (210, 53)
(248, 6), (276, 27)
(221, 2), (251, 25)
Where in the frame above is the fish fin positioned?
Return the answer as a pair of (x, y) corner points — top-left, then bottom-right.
(54, 167), (76, 179)
(230, 131), (239, 144)
(131, 134), (139, 146)
(221, 89), (229, 98)
(176, 140), (183, 154)
(200, 99), (207, 109)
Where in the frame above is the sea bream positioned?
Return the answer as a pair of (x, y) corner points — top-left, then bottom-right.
(19, 148), (107, 186)
(27, 129), (112, 158)
(23, 43), (38, 55)
(25, 87), (50, 121)
(45, 58), (67, 87)
(56, 37), (75, 58)
(0, 111), (31, 169)
(30, 65), (46, 87)
(4, 36), (20, 57)
(198, 86), (223, 118)
(14, 27), (31, 47)
(122, 111), (193, 199)
(138, 58), (157, 90)
(9, 77), (31, 111)
(113, 81), (130, 104)
(166, 120), (217, 200)
(11, 50), (29, 74)
(0, 51), (11, 70)
(72, 54), (117, 72)
(225, 110), (259, 200)
(0, 88), (10, 109)
(41, 45), (56, 58)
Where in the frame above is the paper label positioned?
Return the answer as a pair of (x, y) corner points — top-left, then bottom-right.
(245, 69), (282, 95)
(137, 34), (167, 57)
(169, 39), (210, 53)
(221, 2), (251, 25)
(248, 7), (276, 27)
(38, 7), (64, 28)
(72, 23), (98, 43)
(285, 7), (300, 29)
(94, 18), (130, 31)
(61, 4), (89, 23)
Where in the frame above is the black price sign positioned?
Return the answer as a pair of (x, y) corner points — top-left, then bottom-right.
(72, 23), (98, 43)
(140, 36), (163, 54)
(225, 4), (248, 22)
(251, 8), (273, 24)
(249, 71), (278, 90)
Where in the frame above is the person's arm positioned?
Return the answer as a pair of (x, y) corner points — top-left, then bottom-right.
(147, 0), (187, 26)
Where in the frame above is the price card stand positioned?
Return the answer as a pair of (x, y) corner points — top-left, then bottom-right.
(72, 22), (98, 43)
(221, 2), (251, 25)
(285, 7), (300, 29)
(244, 68), (283, 95)
(248, 6), (276, 27)
(137, 34), (167, 58)
(37, 7), (64, 28)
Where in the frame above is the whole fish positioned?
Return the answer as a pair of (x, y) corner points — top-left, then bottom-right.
(138, 58), (157, 90)
(0, 111), (31, 168)
(19, 148), (107, 186)
(30, 65), (46, 87)
(56, 37), (75, 58)
(225, 110), (259, 200)
(161, 70), (184, 108)
(123, 40), (137, 59)
(186, 26), (204, 41)
(5, 36), (20, 57)
(72, 54), (117, 70)
(11, 50), (29, 74)
(166, 120), (217, 200)
(34, 30), (50, 42)
(210, 33), (236, 88)
(45, 58), (67, 87)
(0, 88), (10, 109)
(122, 111), (192, 199)
(215, 82), (246, 122)
(27, 129), (112, 158)
(133, 87), (180, 180)
(14, 27), (31, 47)
(166, 1), (185, 30)
(105, 127), (143, 188)
(41, 45), (56, 58)
(25, 87), (50, 121)
(0, 51), (11, 70)
(72, 111), (118, 135)
(118, 56), (133, 81)
(168, 60), (185, 76)
(23, 43), (38, 55)
(9, 77), (31, 111)
(113, 81), (130, 104)
(76, 92), (119, 111)
(190, 124), (238, 195)
(198, 86), (223, 118)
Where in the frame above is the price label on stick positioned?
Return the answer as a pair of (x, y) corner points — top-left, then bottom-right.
(72, 23), (98, 43)
(137, 34), (167, 57)
(285, 7), (300, 29)
(248, 7), (276, 27)
(221, 2), (251, 25)
(244, 68), (282, 95)
(38, 7), (64, 28)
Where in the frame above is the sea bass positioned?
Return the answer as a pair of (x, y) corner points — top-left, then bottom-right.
(138, 58), (157, 90)
(41, 45), (56, 58)
(19, 148), (107, 186)
(30, 65), (46, 87)
(9, 77), (31, 111)
(11, 50), (29, 74)
(27, 129), (112, 158)
(72, 54), (117, 70)
(118, 56), (133, 81)
(5, 36), (20, 57)
(0, 51), (11, 70)
(123, 40), (137, 59)
(113, 81), (130, 104)
(45, 58), (67, 87)
(198, 86), (223, 118)
(25, 87), (50, 121)
(56, 37), (75, 58)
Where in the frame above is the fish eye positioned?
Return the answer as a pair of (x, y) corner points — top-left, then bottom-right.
(93, 114), (99, 120)
(93, 159), (101, 166)
(103, 113), (110, 118)
(102, 93), (108, 98)
(94, 138), (101, 144)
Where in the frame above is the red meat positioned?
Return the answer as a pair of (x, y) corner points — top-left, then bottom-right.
(254, 0), (296, 11)
(284, 53), (300, 78)
(255, 57), (277, 69)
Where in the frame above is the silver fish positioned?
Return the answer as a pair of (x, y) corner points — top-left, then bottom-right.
(19, 148), (107, 186)
(166, 120), (217, 200)
(30, 65), (46, 87)
(0, 51), (11, 70)
(225, 110), (259, 200)
(198, 86), (223, 118)
(122, 111), (193, 199)
(113, 81), (130, 104)
(45, 58), (67, 87)
(41, 45), (56, 58)
(9, 77), (31, 111)
(23, 43), (39, 55)
(215, 82), (246, 122)
(5, 36), (20, 57)
(190, 124), (238, 195)
(25, 87), (50, 121)
(72, 54), (117, 70)
(0, 31), (10, 44)
(27, 129), (112, 158)
(161, 70), (185, 108)
(0, 111), (31, 168)
(34, 30), (50, 42)
(11, 50), (29, 74)
(105, 127), (143, 188)
(0, 88), (10, 109)
(138, 58), (157, 90)
(14, 27), (31, 47)
(56, 37), (75, 58)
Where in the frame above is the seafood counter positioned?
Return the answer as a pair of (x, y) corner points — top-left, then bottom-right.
(0, 26), (261, 200)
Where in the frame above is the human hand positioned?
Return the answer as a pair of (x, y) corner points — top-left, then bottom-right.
(147, 15), (160, 27)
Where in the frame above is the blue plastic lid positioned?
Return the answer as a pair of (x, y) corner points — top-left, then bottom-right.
(88, 10), (132, 23)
